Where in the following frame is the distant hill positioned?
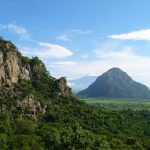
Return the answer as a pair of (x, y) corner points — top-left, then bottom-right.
(77, 68), (150, 99)
(68, 75), (97, 93)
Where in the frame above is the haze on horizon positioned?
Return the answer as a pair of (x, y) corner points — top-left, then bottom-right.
(0, 0), (150, 87)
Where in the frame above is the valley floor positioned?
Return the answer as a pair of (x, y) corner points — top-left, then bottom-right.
(82, 98), (150, 110)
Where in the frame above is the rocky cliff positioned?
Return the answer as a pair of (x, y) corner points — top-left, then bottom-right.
(0, 38), (72, 120)
(0, 39), (48, 87)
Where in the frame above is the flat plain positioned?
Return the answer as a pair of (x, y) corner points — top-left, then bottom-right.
(82, 98), (150, 110)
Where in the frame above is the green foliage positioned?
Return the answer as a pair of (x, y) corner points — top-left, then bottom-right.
(83, 98), (150, 110)
(37, 124), (61, 149)
(1, 105), (149, 149)
(0, 134), (7, 149)
(13, 118), (35, 135)
(21, 56), (31, 63)
(8, 135), (44, 150)
(0, 113), (11, 134)
(30, 56), (43, 66)
(0, 38), (20, 56)
(0, 39), (150, 149)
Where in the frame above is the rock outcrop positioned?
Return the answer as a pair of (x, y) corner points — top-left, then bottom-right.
(0, 50), (22, 86)
(17, 94), (47, 121)
(57, 77), (72, 97)
(0, 51), (32, 88)
(0, 38), (49, 87)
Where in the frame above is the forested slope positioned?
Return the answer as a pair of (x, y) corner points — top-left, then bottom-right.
(0, 38), (150, 150)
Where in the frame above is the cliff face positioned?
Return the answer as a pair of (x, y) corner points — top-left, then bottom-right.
(0, 38), (51, 87)
(0, 50), (31, 87)
(57, 77), (71, 97)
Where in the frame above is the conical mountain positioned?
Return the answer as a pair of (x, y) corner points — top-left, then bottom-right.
(77, 68), (150, 99)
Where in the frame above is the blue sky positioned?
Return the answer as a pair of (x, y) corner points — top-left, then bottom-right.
(1, 0), (150, 86)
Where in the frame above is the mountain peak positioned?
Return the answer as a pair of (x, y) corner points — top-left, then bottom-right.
(104, 67), (127, 76)
(108, 67), (123, 71)
(107, 67), (126, 73)
(77, 68), (150, 99)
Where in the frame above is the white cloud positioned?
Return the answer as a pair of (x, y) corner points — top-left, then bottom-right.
(47, 61), (77, 66)
(67, 82), (76, 87)
(87, 73), (98, 76)
(0, 23), (30, 39)
(109, 29), (150, 41)
(94, 47), (133, 59)
(50, 48), (150, 87)
(20, 42), (73, 59)
(81, 55), (88, 59)
(57, 35), (71, 41)
(72, 29), (91, 35)
(39, 42), (73, 58)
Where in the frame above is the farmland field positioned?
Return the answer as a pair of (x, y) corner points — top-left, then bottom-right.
(82, 98), (150, 110)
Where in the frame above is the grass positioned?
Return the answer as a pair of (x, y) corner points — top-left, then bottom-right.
(81, 98), (150, 110)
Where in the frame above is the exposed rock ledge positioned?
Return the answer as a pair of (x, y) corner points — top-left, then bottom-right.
(0, 50), (30, 87)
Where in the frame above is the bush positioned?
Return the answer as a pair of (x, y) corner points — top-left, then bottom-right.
(13, 118), (35, 135)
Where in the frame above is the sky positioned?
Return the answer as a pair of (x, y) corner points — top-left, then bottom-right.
(0, 0), (150, 86)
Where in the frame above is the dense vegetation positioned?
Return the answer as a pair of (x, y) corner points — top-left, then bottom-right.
(1, 98), (150, 149)
(0, 37), (21, 56)
(0, 39), (150, 149)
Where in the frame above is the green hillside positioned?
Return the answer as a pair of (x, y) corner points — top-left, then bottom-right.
(0, 38), (150, 149)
